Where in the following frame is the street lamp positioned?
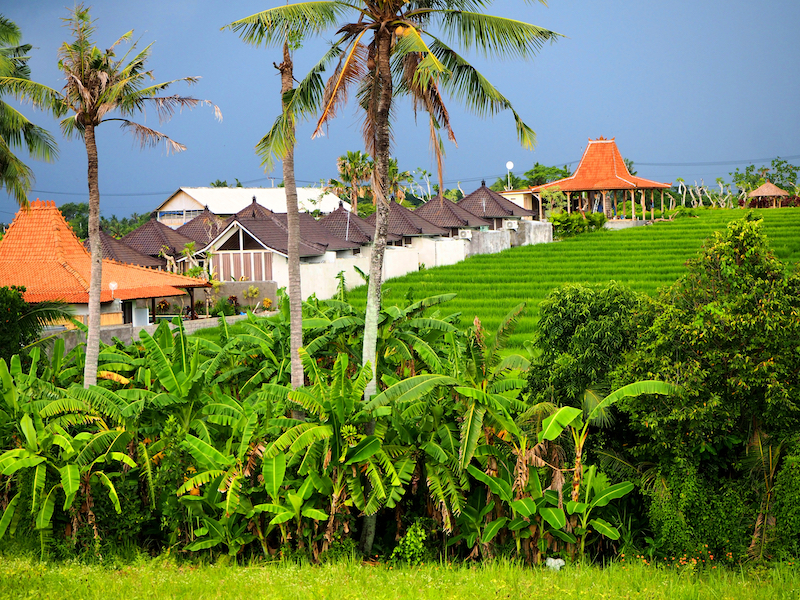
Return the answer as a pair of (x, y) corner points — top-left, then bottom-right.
(505, 161), (514, 191)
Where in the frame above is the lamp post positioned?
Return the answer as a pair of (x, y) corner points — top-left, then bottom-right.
(505, 161), (514, 191)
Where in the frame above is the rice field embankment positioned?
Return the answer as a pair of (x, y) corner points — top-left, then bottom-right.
(352, 208), (800, 350)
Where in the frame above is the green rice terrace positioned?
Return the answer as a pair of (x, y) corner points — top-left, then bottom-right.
(350, 208), (800, 349)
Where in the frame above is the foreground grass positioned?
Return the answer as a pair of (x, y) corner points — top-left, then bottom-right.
(1, 557), (798, 600)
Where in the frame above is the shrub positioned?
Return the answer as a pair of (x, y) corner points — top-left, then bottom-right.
(391, 521), (428, 565)
(549, 211), (606, 239)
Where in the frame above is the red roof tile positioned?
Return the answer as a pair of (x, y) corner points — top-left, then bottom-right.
(531, 137), (672, 192)
(0, 201), (209, 304)
(176, 207), (227, 244)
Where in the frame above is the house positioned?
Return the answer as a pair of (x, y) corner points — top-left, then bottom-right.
(87, 230), (166, 269)
(0, 201), (209, 326)
(365, 201), (448, 245)
(529, 137), (672, 219)
(121, 217), (197, 268)
(457, 182), (536, 229)
(154, 187), (348, 228)
(413, 195), (491, 237)
(195, 199), (360, 284)
(176, 206), (227, 246)
(319, 203), (401, 245)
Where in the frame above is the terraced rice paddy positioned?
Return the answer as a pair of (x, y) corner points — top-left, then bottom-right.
(351, 208), (800, 350)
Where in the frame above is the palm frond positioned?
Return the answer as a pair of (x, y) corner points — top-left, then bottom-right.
(225, 2), (348, 47)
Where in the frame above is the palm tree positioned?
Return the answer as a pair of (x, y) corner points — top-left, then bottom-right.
(0, 14), (58, 206)
(2, 5), (219, 388)
(228, 1), (560, 404)
(337, 150), (373, 213)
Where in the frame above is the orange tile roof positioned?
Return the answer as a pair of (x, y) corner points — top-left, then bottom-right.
(0, 200), (209, 304)
(531, 138), (671, 193)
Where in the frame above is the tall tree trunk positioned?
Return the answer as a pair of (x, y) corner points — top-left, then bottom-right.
(360, 28), (393, 556)
(278, 42), (304, 393)
(83, 122), (102, 388)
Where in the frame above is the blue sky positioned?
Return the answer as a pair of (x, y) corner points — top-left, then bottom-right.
(2, 0), (799, 221)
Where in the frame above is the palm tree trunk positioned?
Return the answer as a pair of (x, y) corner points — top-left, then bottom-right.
(278, 42), (304, 393)
(360, 28), (393, 556)
(83, 122), (102, 388)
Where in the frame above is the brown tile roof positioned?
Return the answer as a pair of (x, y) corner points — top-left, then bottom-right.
(0, 200), (209, 304)
(319, 205), (402, 244)
(176, 207), (227, 244)
(212, 202), (338, 257)
(531, 137), (672, 193)
(365, 201), (448, 237)
(414, 196), (492, 229)
(272, 212), (361, 252)
(749, 181), (789, 197)
(84, 230), (167, 268)
(457, 184), (535, 219)
(121, 217), (197, 258)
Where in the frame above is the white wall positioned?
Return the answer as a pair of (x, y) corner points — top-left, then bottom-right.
(410, 237), (469, 268)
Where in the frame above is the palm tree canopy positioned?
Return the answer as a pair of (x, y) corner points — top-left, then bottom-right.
(0, 14), (58, 206)
(227, 1), (561, 165)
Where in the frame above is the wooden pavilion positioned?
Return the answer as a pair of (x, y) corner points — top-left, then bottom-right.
(530, 137), (672, 220)
(748, 181), (789, 209)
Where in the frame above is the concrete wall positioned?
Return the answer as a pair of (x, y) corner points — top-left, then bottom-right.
(465, 230), (511, 258)
(512, 220), (553, 246)
(299, 254), (372, 300)
(410, 237), (469, 269)
(56, 313), (253, 354)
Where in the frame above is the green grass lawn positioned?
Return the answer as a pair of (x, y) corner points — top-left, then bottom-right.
(1, 557), (797, 600)
(348, 208), (800, 350)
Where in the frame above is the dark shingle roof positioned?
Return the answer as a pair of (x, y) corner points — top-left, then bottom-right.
(320, 206), (401, 244)
(85, 230), (166, 268)
(365, 201), (447, 237)
(414, 196), (492, 229)
(121, 218), (197, 257)
(216, 200), (359, 258)
(176, 207), (227, 245)
(457, 184), (535, 219)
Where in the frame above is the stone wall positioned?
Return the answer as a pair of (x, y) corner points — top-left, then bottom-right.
(512, 220), (553, 246)
(465, 230), (511, 258)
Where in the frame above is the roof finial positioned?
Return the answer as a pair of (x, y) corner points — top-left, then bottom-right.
(252, 196), (257, 203)
(481, 179), (486, 187)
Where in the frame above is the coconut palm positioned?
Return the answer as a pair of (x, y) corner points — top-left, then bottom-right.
(336, 150), (373, 213)
(0, 15), (58, 206)
(228, 1), (560, 406)
(1, 5), (219, 388)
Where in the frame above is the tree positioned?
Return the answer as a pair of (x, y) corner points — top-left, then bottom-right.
(730, 158), (800, 194)
(336, 150), (373, 214)
(229, 2), (559, 553)
(523, 162), (571, 187)
(0, 285), (72, 363)
(3, 5), (219, 388)
(0, 14), (58, 206)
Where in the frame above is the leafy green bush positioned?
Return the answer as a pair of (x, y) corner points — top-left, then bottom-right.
(771, 445), (800, 558)
(549, 211), (607, 239)
(391, 521), (428, 565)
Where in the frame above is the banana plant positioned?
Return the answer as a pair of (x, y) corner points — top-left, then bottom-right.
(565, 465), (633, 559)
(251, 453), (328, 554)
(451, 304), (531, 470)
(538, 381), (679, 503)
(466, 463), (572, 563)
(446, 494), (507, 560)
(0, 407), (132, 556)
(265, 351), (407, 550)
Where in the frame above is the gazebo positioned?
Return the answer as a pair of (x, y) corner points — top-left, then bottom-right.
(748, 181), (789, 209)
(530, 137), (672, 220)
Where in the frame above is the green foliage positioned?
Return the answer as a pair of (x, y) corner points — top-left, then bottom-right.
(730, 158), (799, 194)
(0, 286), (30, 363)
(771, 444), (800, 558)
(613, 216), (800, 463)
(548, 212), (607, 239)
(527, 282), (644, 407)
(391, 521), (428, 565)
